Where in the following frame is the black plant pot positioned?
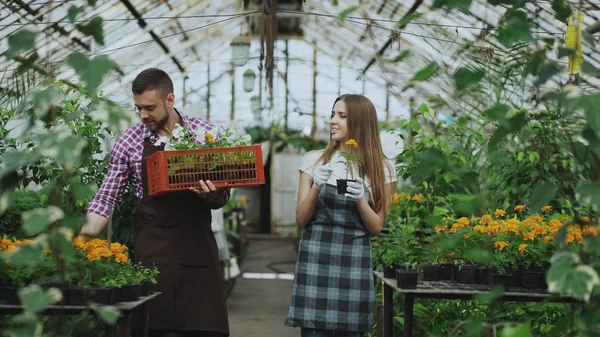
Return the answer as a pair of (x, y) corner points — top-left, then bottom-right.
(456, 265), (478, 284)
(68, 288), (85, 306)
(119, 283), (141, 302)
(383, 265), (397, 279)
(140, 280), (153, 297)
(520, 270), (544, 289)
(0, 286), (19, 305)
(439, 264), (454, 281)
(336, 179), (356, 195)
(89, 287), (116, 305)
(422, 265), (440, 281)
(505, 269), (520, 287)
(477, 267), (492, 285)
(396, 270), (419, 289)
(540, 270), (548, 290)
(491, 273), (510, 291)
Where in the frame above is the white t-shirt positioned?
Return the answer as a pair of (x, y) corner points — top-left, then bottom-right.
(298, 149), (397, 188)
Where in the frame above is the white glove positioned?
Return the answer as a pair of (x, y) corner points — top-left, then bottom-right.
(345, 177), (365, 201)
(312, 163), (333, 189)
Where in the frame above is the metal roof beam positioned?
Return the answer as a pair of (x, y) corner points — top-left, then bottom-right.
(119, 0), (185, 72)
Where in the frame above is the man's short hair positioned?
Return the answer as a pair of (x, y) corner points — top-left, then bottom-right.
(132, 68), (174, 97)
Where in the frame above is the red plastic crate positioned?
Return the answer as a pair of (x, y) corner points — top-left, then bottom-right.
(145, 144), (265, 196)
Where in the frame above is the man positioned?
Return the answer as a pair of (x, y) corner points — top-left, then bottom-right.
(80, 68), (229, 337)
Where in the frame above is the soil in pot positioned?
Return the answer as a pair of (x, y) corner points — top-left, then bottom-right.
(422, 265), (440, 281)
(336, 179), (356, 195)
(396, 269), (419, 289)
(456, 265), (478, 284)
(477, 267), (492, 285)
(438, 264), (454, 280)
(520, 270), (544, 289)
(0, 286), (19, 305)
(119, 283), (141, 302)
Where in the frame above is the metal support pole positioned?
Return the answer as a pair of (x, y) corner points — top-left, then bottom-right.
(230, 62), (235, 121)
(284, 40), (290, 131)
(311, 43), (318, 139)
(383, 283), (393, 337)
(385, 89), (390, 121)
(404, 295), (414, 337)
(206, 60), (211, 120)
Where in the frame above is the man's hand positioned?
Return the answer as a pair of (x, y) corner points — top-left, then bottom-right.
(189, 180), (219, 197)
(312, 163), (333, 189)
(79, 213), (109, 237)
(345, 177), (365, 202)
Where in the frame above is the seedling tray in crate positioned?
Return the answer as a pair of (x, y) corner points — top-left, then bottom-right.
(145, 144), (265, 196)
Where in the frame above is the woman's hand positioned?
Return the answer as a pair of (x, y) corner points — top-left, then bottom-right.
(189, 180), (218, 196)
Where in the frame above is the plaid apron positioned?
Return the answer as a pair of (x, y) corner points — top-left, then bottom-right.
(285, 183), (373, 332)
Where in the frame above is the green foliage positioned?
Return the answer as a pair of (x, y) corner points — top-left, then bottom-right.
(0, 191), (40, 235)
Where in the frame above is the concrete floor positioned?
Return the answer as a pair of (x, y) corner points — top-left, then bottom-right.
(227, 239), (300, 337)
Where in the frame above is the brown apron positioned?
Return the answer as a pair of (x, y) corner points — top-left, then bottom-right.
(135, 137), (229, 334)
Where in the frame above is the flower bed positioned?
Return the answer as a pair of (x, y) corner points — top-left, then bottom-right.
(380, 204), (600, 290)
(0, 236), (158, 306)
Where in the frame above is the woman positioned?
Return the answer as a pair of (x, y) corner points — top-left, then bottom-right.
(285, 94), (397, 337)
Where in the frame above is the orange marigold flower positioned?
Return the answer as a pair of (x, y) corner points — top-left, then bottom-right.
(96, 247), (113, 258)
(44, 249), (52, 255)
(73, 237), (87, 250)
(494, 241), (509, 251)
(523, 232), (536, 241)
(115, 253), (129, 263)
(543, 235), (553, 244)
(87, 250), (101, 261)
(411, 194), (423, 202)
(541, 205), (552, 212)
(442, 217), (452, 221)
(584, 226), (599, 237)
(494, 209), (506, 218)
(434, 225), (446, 234)
(110, 242), (126, 254)
(514, 205), (526, 212)
(5, 244), (16, 253)
(457, 217), (470, 226)
(480, 215), (492, 224)
(582, 216), (591, 223)
(518, 244), (528, 255)
(473, 225), (486, 233)
(345, 139), (358, 149)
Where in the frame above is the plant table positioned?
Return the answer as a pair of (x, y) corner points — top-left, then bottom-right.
(0, 292), (161, 337)
(374, 271), (579, 337)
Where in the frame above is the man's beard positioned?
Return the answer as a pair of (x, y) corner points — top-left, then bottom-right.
(147, 103), (169, 132)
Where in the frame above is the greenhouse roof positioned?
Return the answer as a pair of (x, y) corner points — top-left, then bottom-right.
(1, 0), (599, 130)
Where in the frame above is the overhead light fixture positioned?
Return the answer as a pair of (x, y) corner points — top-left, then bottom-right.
(230, 35), (251, 67)
(243, 69), (256, 92)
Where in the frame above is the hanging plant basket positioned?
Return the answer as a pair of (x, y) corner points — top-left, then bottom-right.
(146, 145), (265, 196)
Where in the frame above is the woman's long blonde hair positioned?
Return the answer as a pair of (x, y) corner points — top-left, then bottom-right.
(318, 94), (395, 212)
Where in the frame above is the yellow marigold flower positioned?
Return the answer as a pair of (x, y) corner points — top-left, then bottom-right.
(541, 205), (552, 212)
(204, 132), (214, 141)
(411, 193), (423, 202)
(21, 239), (33, 245)
(44, 249), (52, 255)
(543, 235), (553, 244)
(473, 225), (486, 233)
(494, 241), (509, 251)
(442, 217), (452, 221)
(0, 238), (13, 250)
(13, 240), (22, 246)
(73, 237), (87, 250)
(584, 226), (599, 237)
(480, 215), (492, 224)
(494, 209), (506, 218)
(87, 250), (101, 261)
(345, 139), (358, 149)
(514, 205), (526, 212)
(434, 225), (446, 234)
(96, 247), (113, 258)
(5, 244), (16, 253)
(518, 244), (528, 255)
(582, 216), (591, 223)
(457, 217), (470, 226)
(115, 253), (129, 263)
(110, 243), (125, 255)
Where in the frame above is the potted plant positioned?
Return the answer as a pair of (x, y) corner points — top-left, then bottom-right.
(381, 245), (401, 279)
(336, 139), (360, 195)
(517, 236), (550, 289)
(490, 239), (512, 290)
(396, 261), (419, 289)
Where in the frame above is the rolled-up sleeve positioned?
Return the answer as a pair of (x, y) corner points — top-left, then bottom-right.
(87, 137), (130, 218)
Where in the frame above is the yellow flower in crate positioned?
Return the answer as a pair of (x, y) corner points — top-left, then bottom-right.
(541, 205), (552, 212)
(494, 241), (509, 251)
(494, 209), (506, 218)
(514, 205), (526, 212)
(480, 214), (492, 224)
(518, 244), (528, 255)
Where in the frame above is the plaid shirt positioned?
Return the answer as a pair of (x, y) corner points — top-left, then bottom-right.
(88, 110), (228, 218)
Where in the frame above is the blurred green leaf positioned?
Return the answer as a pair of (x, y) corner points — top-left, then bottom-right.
(548, 264), (599, 302)
(472, 284), (504, 303)
(0, 151), (42, 179)
(524, 51), (546, 76)
(22, 206), (65, 236)
(67, 5), (82, 22)
(581, 61), (600, 77)
(527, 181), (557, 212)
(91, 304), (121, 325)
(396, 12), (422, 27)
(410, 62), (439, 82)
(432, 0), (472, 12)
(67, 52), (118, 94)
(577, 182), (600, 211)
(558, 47), (577, 58)
(466, 248), (493, 265)
(338, 6), (359, 22)
(500, 322), (533, 337)
(489, 0), (524, 5)
(423, 215), (443, 228)
(9, 244), (44, 266)
(412, 148), (445, 181)
(536, 62), (561, 85)
(387, 50), (411, 63)
(18, 285), (59, 313)
(484, 104), (510, 128)
(454, 197), (481, 217)
(497, 10), (533, 47)
(551, 0), (572, 22)
(454, 67), (485, 90)
(32, 87), (62, 118)
(6, 30), (37, 58)
(76, 17), (104, 45)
